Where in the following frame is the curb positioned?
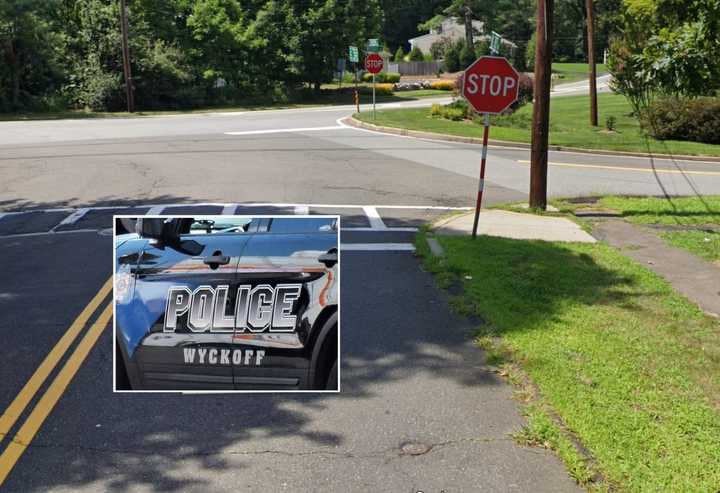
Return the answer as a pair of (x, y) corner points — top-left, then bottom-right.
(343, 116), (720, 163)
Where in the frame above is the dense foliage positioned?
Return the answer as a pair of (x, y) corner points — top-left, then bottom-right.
(640, 97), (720, 144)
(607, 0), (720, 143)
(0, 0), (382, 112)
(609, 0), (720, 109)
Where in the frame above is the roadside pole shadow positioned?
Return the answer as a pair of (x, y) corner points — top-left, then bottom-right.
(5, 237), (642, 493)
(643, 135), (718, 225)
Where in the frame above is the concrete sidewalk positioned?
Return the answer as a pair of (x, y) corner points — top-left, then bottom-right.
(594, 219), (720, 318)
(433, 209), (597, 243)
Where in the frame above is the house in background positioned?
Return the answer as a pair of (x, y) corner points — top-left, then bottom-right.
(408, 17), (484, 54)
(408, 16), (516, 55)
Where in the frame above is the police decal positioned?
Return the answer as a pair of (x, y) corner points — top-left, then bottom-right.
(164, 284), (302, 333)
(182, 347), (265, 366)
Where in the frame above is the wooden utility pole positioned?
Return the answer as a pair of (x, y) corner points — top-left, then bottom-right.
(529, 0), (553, 209)
(586, 0), (598, 126)
(119, 0), (134, 112)
(464, 2), (474, 48)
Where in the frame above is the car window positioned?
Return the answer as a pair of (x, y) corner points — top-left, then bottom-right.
(268, 218), (336, 233)
(187, 216), (253, 235)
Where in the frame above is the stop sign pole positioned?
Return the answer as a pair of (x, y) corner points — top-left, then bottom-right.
(365, 53), (384, 120)
(461, 56), (520, 238)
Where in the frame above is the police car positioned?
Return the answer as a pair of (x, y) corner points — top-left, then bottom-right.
(114, 216), (339, 391)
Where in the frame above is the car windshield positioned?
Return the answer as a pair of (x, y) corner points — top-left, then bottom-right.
(188, 216), (252, 234)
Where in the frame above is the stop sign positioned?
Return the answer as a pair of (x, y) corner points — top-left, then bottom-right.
(365, 53), (384, 74)
(462, 56), (520, 114)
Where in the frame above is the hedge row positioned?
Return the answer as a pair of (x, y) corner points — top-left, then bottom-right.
(641, 97), (720, 144)
(361, 72), (401, 83)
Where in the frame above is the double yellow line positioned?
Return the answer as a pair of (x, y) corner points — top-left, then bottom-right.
(0, 277), (114, 485)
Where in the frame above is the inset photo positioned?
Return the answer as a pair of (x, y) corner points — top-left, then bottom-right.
(113, 215), (339, 392)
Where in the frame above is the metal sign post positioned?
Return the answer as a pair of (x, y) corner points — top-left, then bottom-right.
(372, 74), (376, 120)
(472, 113), (491, 238)
(461, 56), (520, 238)
(364, 53), (384, 121)
(349, 46), (359, 112)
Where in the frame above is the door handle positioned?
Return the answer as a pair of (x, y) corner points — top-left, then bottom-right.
(203, 255), (230, 266)
(318, 251), (338, 267)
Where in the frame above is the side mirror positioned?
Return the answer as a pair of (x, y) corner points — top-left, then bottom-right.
(136, 218), (180, 244)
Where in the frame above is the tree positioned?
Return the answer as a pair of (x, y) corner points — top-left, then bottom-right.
(443, 41), (461, 72)
(0, 0), (65, 110)
(393, 45), (405, 62)
(459, 41), (475, 69)
(408, 45), (424, 61)
(380, 0), (446, 54)
(608, 0), (720, 112)
(443, 0), (495, 48)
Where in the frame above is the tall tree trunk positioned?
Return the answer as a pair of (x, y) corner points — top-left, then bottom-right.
(4, 39), (20, 107)
(464, 3), (474, 48)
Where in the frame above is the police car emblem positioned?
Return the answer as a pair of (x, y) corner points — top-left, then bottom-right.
(165, 284), (302, 333)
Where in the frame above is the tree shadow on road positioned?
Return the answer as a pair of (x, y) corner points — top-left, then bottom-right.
(0, 220), (641, 493)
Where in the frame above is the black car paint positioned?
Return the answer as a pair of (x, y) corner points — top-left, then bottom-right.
(115, 217), (339, 391)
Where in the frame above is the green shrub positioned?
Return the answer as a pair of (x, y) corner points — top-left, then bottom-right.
(459, 43), (476, 70)
(381, 72), (401, 83)
(430, 100), (470, 121)
(525, 33), (536, 72)
(409, 46), (425, 61)
(393, 46), (405, 62)
(358, 83), (394, 95)
(361, 72), (400, 83)
(429, 80), (456, 91)
(605, 116), (617, 131)
(640, 97), (720, 144)
(443, 42), (461, 73)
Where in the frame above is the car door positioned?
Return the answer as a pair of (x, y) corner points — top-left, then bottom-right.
(128, 217), (253, 390)
(231, 217), (338, 390)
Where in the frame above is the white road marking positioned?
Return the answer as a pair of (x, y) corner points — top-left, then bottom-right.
(341, 243), (415, 251)
(0, 229), (100, 240)
(362, 206), (387, 229)
(343, 227), (418, 232)
(0, 202), (465, 240)
(224, 126), (348, 136)
(50, 208), (89, 232)
(338, 112), (720, 165)
(221, 204), (237, 215)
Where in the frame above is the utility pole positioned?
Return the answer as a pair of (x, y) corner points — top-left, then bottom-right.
(586, 0), (598, 126)
(464, 1), (474, 48)
(529, 0), (553, 209)
(119, 0), (134, 113)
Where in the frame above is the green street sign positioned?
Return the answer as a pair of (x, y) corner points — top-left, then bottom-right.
(366, 38), (380, 53)
(349, 46), (359, 63)
(490, 31), (501, 55)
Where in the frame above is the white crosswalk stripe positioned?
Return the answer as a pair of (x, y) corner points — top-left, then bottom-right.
(0, 202), (473, 248)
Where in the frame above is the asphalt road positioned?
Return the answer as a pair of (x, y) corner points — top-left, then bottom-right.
(0, 230), (579, 492)
(0, 91), (716, 491)
(1, 93), (718, 215)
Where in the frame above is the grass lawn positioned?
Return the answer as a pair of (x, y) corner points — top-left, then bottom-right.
(355, 93), (720, 157)
(557, 195), (720, 262)
(0, 88), (449, 121)
(416, 232), (720, 491)
(592, 195), (720, 226)
(661, 230), (720, 262)
(552, 62), (608, 84)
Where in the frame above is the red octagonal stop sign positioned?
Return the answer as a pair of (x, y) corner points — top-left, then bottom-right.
(462, 56), (520, 114)
(365, 53), (384, 74)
